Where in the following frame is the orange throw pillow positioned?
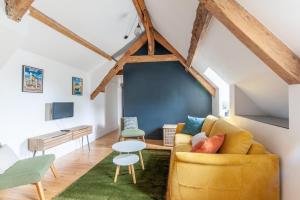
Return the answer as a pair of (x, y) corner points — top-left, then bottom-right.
(192, 134), (225, 153)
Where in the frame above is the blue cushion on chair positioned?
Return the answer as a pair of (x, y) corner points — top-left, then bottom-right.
(182, 116), (205, 135)
(123, 117), (138, 129)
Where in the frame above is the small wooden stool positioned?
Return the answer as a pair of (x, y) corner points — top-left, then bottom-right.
(113, 154), (139, 184)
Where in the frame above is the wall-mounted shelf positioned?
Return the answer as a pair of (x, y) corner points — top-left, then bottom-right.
(238, 115), (289, 129)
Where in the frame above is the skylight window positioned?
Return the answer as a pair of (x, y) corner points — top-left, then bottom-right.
(204, 68), (230, 117)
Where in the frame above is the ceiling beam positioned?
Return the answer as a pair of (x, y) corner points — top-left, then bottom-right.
(203, 0), (300, 84)
(90, 33), (148, 100)
(5, 0), (34, 22)
(187, 2), (212, 67)
(154, 30), (216, 96)
(132, 0), (155, 55)
(29, 7), (112, 60)
(127, 54), (179, 63)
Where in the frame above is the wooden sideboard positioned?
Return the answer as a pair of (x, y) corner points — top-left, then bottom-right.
(28, 125), (92, 157)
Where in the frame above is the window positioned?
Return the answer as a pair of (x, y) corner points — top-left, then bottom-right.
(204, 68), (230, 117)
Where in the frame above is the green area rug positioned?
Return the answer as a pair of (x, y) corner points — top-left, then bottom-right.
(54, 150), (170, 200)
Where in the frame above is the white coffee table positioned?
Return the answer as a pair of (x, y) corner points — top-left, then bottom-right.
(112, 140), (146, 170)
(113, 154), (139, 184)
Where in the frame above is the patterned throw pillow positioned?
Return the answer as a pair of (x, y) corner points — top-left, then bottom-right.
(192, 134), (225, 153)
(191, 132), (207, 148)
(182, 116), (205, 135)
(123, 117), (138, 129)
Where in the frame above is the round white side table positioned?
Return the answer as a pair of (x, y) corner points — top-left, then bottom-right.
(112, 140), (146, 170)
(113, 154), (139, 184)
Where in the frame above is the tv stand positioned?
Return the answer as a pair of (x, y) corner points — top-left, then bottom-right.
(28, 125), (92, 157)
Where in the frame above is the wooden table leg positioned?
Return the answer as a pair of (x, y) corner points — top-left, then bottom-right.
(131, 165), (136, 184)
(114, 166), (120, 183)
(128, 165), (131, 174)
(139, 151), (145, 170)
(50, 164), (58, 178)
(35, 181), (45, 200)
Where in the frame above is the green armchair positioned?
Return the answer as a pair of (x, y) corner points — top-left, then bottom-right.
(120, 117), (146, 142)
(0, 145), (57, 200)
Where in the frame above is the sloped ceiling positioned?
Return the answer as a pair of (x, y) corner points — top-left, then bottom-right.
(0, 0), (298, 118)
(145, 0), (298, 119)
(0, 0), (139, 71)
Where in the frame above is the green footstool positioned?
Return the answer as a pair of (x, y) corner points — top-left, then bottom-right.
(0, 145), (57, 200)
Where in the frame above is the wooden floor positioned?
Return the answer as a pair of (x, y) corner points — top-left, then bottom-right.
(0, 131), (171, 200)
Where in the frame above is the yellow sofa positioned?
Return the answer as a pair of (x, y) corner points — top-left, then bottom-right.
(167, 115), (280, 200)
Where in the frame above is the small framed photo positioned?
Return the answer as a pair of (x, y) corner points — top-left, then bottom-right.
(22, 65), (44, 93)
(72, 77), (83, 96)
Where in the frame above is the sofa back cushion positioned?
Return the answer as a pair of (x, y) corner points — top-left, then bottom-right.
(247, 141), (267, 154)
(176, 123), (185, 133)
(201, 115), (218, 136)
(209, 119), (253, 154)
(0, 145), (19, 174)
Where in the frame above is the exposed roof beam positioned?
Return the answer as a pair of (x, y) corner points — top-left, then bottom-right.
(90, 33), (148, 100)
(29, 7), (112, 60)
(154, 30), (216, 96)
(132, 0), (155, 55)
(187, 2), (212, 67)
(127, 54), (179, 63)
(5, 0), (34, 22)
(203, 0), (300, 84)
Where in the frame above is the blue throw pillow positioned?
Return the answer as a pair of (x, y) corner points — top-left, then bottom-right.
(182, 116), (205, 135)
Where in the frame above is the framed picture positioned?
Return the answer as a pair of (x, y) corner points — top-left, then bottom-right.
(72, 77), (83, 96)
(22, 65), (44, 93)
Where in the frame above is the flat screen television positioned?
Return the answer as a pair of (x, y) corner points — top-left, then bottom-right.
(52, 102), (74, 120)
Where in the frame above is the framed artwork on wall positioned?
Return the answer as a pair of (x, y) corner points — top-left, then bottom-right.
(22, 65), (44, 93)
(72, 77), (83, 96)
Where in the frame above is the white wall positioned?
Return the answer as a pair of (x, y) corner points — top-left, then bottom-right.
(0, 49), (120, 159)
(228, 85), (300, 200)
(90, 62), (123, 138)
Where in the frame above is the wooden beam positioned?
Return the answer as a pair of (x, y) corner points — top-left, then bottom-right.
(29, 7), (112, 60)
(154, 30), (216, 96)
(127, 54), (178, 63)
(5, 0), (34, 22)
(187, 2), (212, 67)
(90, 33), (148, 100)
(132, 0), (155, 55)
(203, 0), (300, 84)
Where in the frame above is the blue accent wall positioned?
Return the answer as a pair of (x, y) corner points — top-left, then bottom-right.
(123, 44), (212, 139)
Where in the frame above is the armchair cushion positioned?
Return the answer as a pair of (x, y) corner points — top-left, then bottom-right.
(121, 129), (145, 137)
(0, 154), (55, 189)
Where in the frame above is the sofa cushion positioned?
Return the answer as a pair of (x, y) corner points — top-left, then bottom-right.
(175, 133), (192, 145)
(176, 123), (185, 133)
(174, 144), (192, 152)
(209, 119), (253, 154)
(182, 116), (205, 135)
(201, 115), (218, 136)
(247, 141), (267, 154)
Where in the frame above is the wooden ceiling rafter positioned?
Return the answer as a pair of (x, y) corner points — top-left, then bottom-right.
(127, 54), (179, 63)
(90, 33), (148, 100)
(29, 7), (112, 60)
(202, 0), (300, 84)
(5, 0), (34, 22)
(187, 2), (212, 67)
(132, 0), (155, 55)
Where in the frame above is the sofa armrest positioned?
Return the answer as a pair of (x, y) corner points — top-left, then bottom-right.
(175, 152), (279, 165)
